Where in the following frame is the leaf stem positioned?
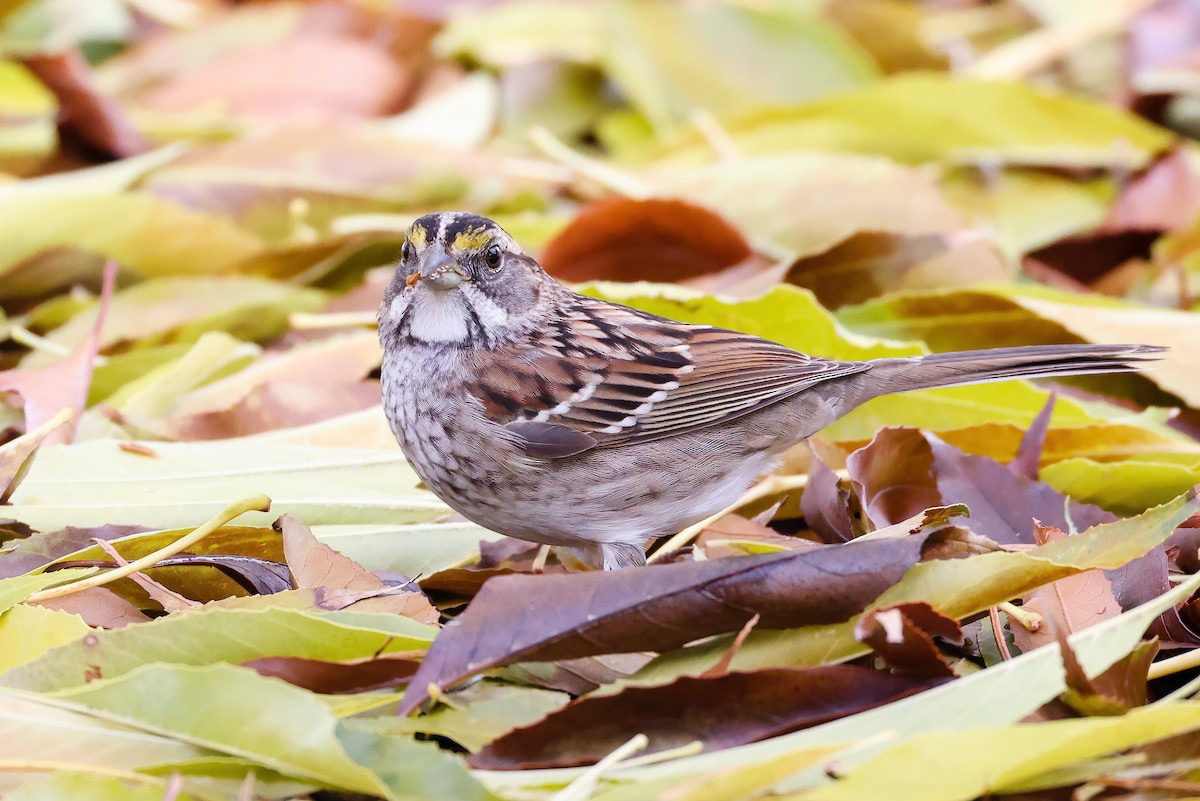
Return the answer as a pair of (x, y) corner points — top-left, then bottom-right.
(1148, 647), (1200, 681)
(25, 493), (272, 603)
(998, 601), (1043, 632)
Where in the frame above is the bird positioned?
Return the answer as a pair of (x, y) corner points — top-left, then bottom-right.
(378, 211), (1163, 570)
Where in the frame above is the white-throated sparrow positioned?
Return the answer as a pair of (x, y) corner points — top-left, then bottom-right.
(378, 212), (1161, 569)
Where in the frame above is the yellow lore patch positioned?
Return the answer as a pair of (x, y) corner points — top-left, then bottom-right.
(407, 225), (428, 248)
(452, 228), (491, 251)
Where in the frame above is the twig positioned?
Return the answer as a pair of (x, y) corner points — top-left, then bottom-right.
(26, 494), (271, 603)
(288, 311), (377, 330)
(989, 606), (1013, 661)
(550, 734), (649, 801)
(965, 0), (1162, 80)
(528, 126), (652, 199)
(689, 108), (741, 162)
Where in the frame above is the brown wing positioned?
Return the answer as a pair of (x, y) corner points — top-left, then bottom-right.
(469, 297), (870, 458)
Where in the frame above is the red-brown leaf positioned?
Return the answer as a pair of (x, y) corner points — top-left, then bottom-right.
(397, 535), (939, 715)
(855, 601), (963, 678)
(468, 666), (939, 770)
(243, 654), (421, 694)
(538, 198), (754, 284)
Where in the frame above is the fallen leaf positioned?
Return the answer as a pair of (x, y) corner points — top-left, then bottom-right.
(279, 513), (437, 624)
(1009, 391), (1056, 481)
(1010, 523), (1124, 656)
(19, 50), (147, 157)
(468, 666), (937, 769)
(847, 427), (942, 530)
(0, 261), (113, 443)
(800, 450), (855, 543)
(397, 532), (944, 715)
(784, 230), (1008, 310)
(854, 602), (963, 678)
(539, 198), (753, 284)
(657, 73), (1172, 168)
(32, 586), (150, 629)
(1054, 627), (1158, 716)
(242, 653), (421, 694)
(0, 407), (73, 503)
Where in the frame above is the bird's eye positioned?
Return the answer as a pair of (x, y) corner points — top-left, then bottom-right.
(401, 239), (411, 260)
(485, 244), (502, 269)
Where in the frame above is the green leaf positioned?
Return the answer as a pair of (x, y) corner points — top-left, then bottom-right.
(47, 663), (391, 795)
(599, 0), (877, 132)
(0, 569), (94, 615)
(21, 276), (323, 367)
(0, 194), (263, 283)
(0, 605), (435, 692)
(5, 440), (445, 530)
(652, 74), (1172, 167)
(369, 680), (570, 752)
(800, 703), (1200, 801)
(2, 774), (194, 801)
(940, 168), (1115, 259)
(0, 685), (206, 795)
(0, 60), (55, 174)
(337, 721), (499, 801)
(1041, 457), (1200, 515)
(0, 604), (89, 673)
(439, 0), (876, 133)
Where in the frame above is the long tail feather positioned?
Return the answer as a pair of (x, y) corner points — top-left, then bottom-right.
(858, 343), (1164, 398)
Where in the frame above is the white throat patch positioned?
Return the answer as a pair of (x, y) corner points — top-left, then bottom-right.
(394, 284), (511, 344)
(405, 291), (470, 343)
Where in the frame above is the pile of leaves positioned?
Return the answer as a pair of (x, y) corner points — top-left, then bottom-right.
(5, 0), (1200, 798)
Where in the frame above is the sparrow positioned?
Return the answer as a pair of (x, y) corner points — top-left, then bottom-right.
(378, 212), (1162, 570)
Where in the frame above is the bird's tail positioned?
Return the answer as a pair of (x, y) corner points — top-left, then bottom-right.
(854, 343), (1164, 400)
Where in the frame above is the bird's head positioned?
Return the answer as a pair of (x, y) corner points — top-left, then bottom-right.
(378, 212), (549, 348)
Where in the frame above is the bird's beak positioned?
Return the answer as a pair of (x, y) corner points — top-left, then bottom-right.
(417, 246), (468, 291)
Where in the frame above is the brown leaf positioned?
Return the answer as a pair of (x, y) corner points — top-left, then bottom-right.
(0, 261), (115, 445)
(1054, 624), (1157, 716)
(784, 230), (1005, 310)
(847, 427), (942, 530)
(1103, 144), (1200, 234)
(695, 512), (813, 559)
(1009, 523), (1122, 654)
(501, 653), (655, 696)
(0, 409), (74, 504)
(242, 653), (421, 694)
(855, 601), (963, 678)
(278, 513), (437, 624)
(0, 524), (152, 579)
(468, 666), (939, 770)
(1009, 391), (1056, 482)
(538, 198), (753, 284)
(19, 50), (148, 158)
(33, 587), (150, 629)
(925, 431), (1116, 546)
(397, 534), (937, 715)
(281, 512), (388, 591)
(139, 36), (409, 121)
(801, 450), (855, 543)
